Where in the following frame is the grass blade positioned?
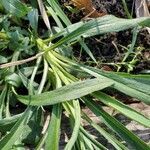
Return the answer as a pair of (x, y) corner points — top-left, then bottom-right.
(93, 91), (150, 127)
(80, 127), (107, 150)
(84, 99), (150, 150)
(82, 111), (128, 150)
(37, 0), (51, 30)
(45, 104), (62, 150)
(79, 65), (150, 104)
(46, 0), (71, 25)
(17, 78), (113, 106)
(46, 15), (150, 51)
(65, 101), (81, 150)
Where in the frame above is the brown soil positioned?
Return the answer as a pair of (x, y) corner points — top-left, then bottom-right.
(60, 0), (150, 73)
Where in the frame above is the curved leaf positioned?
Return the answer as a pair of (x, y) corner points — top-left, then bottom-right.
(46, 15), (150, 51)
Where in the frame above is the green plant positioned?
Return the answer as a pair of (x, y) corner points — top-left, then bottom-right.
(0, 0), (150, 149)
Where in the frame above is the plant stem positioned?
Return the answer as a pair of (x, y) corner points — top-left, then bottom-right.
(121, 0), (132, 19)
(122, 27), (139, 62)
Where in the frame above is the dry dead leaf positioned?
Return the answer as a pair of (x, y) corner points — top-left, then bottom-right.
(135, 0), (150, 33)
(37, 0), (51, 31)
(135, 0), (150, 17)
(71, 0), (106, 18)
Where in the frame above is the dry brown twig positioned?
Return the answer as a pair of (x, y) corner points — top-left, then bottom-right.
(0, 52), (44, 69)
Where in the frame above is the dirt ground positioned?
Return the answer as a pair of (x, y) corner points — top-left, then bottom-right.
(60, 0), (150, 73)
(60, 102), (150, 149)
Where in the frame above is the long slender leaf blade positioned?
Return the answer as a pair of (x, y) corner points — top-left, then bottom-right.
(114, 73), (150, 89)
(45, 104), (62, 150)
(82, 111), (127, 150)
(45, 65), (62, 150)
(46, 0), (71, 25)
(94, 71), (150, 95)
(17, 78), (114, 106)
(79, 65), (150, 104)
(0, 86), (7, 119)
(93, 91), (150, 127)
(65, 101), (81, 150)
(47, 15), (150, 51)
(84, 99), (150, 150)
(79, 40), (97, 63)
(37, 0), (51, 30)
(80, 127), (107, 150)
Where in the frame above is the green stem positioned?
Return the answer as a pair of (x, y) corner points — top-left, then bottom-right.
(80, 127), (107, 150)
(122, 27), (139, 62)
(29, 56), (42, 95)
(37, 59), (49, 94)
(121, 0), (132, 19)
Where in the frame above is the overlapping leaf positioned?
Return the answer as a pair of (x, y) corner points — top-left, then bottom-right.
(1, 0), (29, 17)
(17, 78), (113, 106)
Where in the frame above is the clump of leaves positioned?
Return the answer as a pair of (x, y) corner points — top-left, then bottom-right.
(0, 0), (150, 150)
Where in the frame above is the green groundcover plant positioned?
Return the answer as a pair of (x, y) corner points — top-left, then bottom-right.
(0, 0), (150, 149)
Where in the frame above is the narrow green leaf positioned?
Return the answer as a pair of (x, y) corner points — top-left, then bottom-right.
(95, 71), (150, 95)
(45, 104), (62, 150)
(17, 78), (114, 106)
(80, 127), (107, 150)
(65, 101), (81, 150)
(47, 15), (150, 51)
(1, 0), (29, 18)
(36, 132), (48, 150)
(79, 40), (97, 63)
(79, 132), (94, 150)
(82, 111), (127, 150)
(79, 65), (150, 104)
(0, 113), (22, 132)
(37, 0), (51, 30)
(84, 99), (150, 150)
(0, 85), (7, 119)
(46, 6), (64, 29)
(114, 73), (150, 88)
(46, 0), (71, 26)
(93, 91), (150, 127)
